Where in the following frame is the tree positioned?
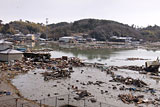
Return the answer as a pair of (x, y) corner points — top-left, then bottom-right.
(0, 20), (2, 25)
(1, 24), (15, 34)
(40, 33), (46, 39)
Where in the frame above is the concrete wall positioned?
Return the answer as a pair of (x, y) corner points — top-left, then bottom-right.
(0, 53), (23, 62)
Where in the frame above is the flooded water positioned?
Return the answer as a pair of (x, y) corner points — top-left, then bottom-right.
(12, 45), (160, 107)
(50, 48), (160, 66)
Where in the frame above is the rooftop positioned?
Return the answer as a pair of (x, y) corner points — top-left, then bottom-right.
(0, 49), (23, 54)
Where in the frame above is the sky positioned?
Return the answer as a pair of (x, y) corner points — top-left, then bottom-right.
(0, 0), (160, 27)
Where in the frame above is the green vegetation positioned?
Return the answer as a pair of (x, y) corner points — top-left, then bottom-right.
(1, 19), (160, 41)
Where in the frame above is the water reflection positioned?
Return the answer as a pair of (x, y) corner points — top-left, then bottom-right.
(30, 42), (160, 66)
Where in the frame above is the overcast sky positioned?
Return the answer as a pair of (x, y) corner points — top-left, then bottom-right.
(0, 0), (160, 27)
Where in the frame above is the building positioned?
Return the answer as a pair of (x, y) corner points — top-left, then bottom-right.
(59, 37), (75, 43)
(13, 33), (25, 41)
(0, 40), (12, 51)
(0, 49), (23, 62)
(110, 36), (132, 42)
(0, 40), (23, 62)
(26, 34), (35, 41)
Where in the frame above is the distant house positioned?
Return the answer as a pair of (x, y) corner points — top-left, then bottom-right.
(110, 36), (132, 42)
(0, 49), (23, 62)
(86, 38), (96, 42)
(13, 33), (25, 41)
(59, 37), (75, 43)
(39, 38), (46, 41)
(26, 34), (35, 41)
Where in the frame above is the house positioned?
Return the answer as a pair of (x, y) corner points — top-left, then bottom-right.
(26, 34), (35, 41)
(13, 33), (25, 41)
(39, 38), (46, 41)
(59, 37), (75, 43)
(86, 38), (96, 42)
(0, 40), (23, 62)
(0, 49), (23, 62)
(110, 36), (132, 42)
(0, 40), (12, 51)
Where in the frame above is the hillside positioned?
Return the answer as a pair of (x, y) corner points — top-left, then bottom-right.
(0, 19), (160, 41)
(48, 19), (143, 41)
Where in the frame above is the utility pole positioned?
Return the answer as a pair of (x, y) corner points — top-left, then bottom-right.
(46, 18), (48, 40)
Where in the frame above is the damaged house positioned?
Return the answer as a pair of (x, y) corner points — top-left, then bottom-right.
(0, 40), (23, 62)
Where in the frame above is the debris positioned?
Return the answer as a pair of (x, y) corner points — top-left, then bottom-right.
(42, 69), (71, 81)
(118, 66), (144, 71)
(48, 94), (50, 97)
(118, 94), (144, 104)
(144, 58), (160, 73)
(87, 81), (105, 86)
(113, 86), (117, 90)
(58, 98), (64, 100)
(126, 58), (149, 61)
(90, 98), (97, 103)
(74, 90), (92, 100)
(62, 56), (68, 60)
(111, 75), (147, 87)
(54, 93), (59, 95)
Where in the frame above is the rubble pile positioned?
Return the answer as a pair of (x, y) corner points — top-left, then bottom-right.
(126, 58), (148, 61)
(118, 66), (144, 71)
(118, 94), (158, 105)
(42, 69), (71, 81)
(0, 56), (85, 80)
(23, 52), (51, 62)
(41, 57), (85, 81)
(110, 75), (147, 87)
(74, 90), (92, 100)
(87, 81), (105, 86)
(118, 94), (144, 104)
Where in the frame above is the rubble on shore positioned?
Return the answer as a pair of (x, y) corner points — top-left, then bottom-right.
(74, 90), (92, 100)
(117, 66), (144, 71)
(118, 94), (155, 104)
(126, 58), (149, 61)
(110, 75), (147, 88)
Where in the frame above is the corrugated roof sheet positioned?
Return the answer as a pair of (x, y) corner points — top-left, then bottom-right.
(0, 49), (23, 54)
(0, 40), (13, 44)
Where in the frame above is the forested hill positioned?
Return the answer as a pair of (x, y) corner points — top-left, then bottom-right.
(48, 19), (143, 41)
(0, 19), (160, 41)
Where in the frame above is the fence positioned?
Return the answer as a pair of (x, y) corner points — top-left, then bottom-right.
(0, 94), (117, 107)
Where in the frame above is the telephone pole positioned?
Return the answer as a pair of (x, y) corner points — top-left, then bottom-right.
(46, 18), (48, 40)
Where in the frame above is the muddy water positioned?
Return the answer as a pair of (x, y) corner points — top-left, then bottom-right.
(12, 48), (160, 107)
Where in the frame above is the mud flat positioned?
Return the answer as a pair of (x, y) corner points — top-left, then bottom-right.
(11, 63), (160, 107)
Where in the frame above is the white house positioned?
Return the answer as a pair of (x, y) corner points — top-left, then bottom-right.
(0, 49), (23, 62)
(110, 36), (132, 42)
(59, 37), (75, 43)
(26, 34), (35, 41)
